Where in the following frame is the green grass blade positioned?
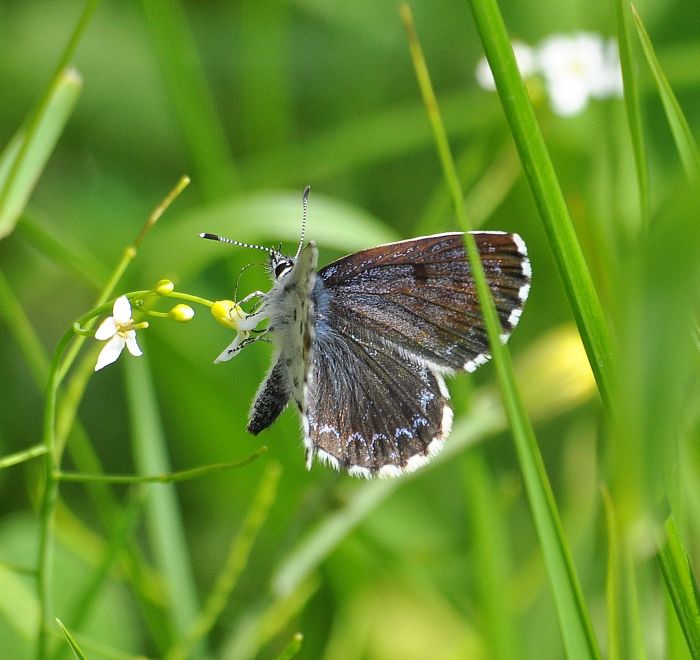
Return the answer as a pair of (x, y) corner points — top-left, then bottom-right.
(614, 0), (649, 226)
(55, 619), (87, 660)
(124, 354), (205, 656)
(465, 0), (616, 412)
(401, 4), (600, 658)
(16, 215), (110, 288)
(631, 4), (700, 182)
(166, 462), (281, 660)
(276, 632), (304, 660)
(0, 69), (82, 238)
(602, 487), (648, 659)
(463, 450), (519, 660)
(139, 0), (239, 198)
(0, 0), (97, 238)
(58, 489), (145, 653)
(658, 517), (700, 656)
(0, 444), (48, 470)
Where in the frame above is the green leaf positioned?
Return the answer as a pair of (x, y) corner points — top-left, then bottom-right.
(631, 4), (700, 182)
(614, 0), (649, 226)
(0, 68), (82, 238)
(401, 3), (601, 658)
(462, 0), (616, 412)
(56, 618), (88, 660)
(124, 355), (206, 657)
(139, 0), (239, 198)
(658, 517), (700, 657)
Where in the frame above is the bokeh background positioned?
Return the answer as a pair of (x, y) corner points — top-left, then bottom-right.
(0, 1), (699, 658)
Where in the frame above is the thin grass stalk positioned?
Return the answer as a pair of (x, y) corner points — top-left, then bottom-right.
(166, 462), (281, 659)
(466, 0), (616, 412)
(613, 0), (650, 228)
(0, 0), (97, 237)
(631, 4), (700, 182)
(657, 517), (700, 656)
(400, 4), (601, 657)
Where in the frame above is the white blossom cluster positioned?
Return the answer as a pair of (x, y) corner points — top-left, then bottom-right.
(475, 33), (623, 116)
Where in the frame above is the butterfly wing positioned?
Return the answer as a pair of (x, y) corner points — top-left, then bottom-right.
(304, 232), (530, 476)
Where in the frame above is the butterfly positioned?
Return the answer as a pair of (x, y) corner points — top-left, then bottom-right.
(201, 187), (531, 478)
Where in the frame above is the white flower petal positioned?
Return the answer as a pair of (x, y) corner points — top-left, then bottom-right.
(548, 78), (590, 116)
(476, 41), (536, 92)
(512, 41), (536, 77)
(95, 317), (117, 340)
(475, 57), (496, 90)
(112, 295), (133, 324)
(94, 335), (126, 371)
(124, 331), (143, 357)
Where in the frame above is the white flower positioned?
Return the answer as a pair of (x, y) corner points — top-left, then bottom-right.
(94, 296), (144, 371)
(537, 32), (622, 116)
(475, 40), (536, 91)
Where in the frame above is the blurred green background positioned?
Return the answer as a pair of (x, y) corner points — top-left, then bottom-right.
(0, 1), (699, 658)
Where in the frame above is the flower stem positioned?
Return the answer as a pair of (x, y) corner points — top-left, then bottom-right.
(169, 291), (214, 307)
(36, 325), (77, 659)
(55, 448), (267, 484)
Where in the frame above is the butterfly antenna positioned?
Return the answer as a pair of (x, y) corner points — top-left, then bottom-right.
(233, 261), (262, 302)
(294, 185), (311, 259)
(199, 232), (276, 256)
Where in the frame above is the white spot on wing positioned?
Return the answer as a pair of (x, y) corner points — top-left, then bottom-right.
(512, 232), (528, 256)
(348, 464), (372, 479)
(508, 307), (522, 327)
(316, 448), (340, 472)
(465, 352), (490, 373)
(378, 464), (404, 478)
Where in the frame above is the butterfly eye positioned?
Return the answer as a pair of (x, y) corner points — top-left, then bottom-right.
(274, 259), (293, 279)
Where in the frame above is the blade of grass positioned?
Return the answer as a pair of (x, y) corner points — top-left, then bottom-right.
(0, 444), (48, 470)
(0, 69), (83, 238)
(55, 619), (87, 660)
(0, 69), (82, 238)
(602, 486), (647, 659)
(401, 5), (600, 658)
(614, 0), (649, 227)
(166, 462), (281, 660)
(465, 0), (615, 412)
(276, 632), (304, 660)
(221, 579), (318, 660)
(124, 354), (205, 656)
(631, 4), (700, 182)
(657, 516), (700, 657)
(0, 0), (98, 238)
(17, 214), (110, 289)
(463, 450), (519, 660)
(55, 489), (145, 659)
(139, 0), (239, 199)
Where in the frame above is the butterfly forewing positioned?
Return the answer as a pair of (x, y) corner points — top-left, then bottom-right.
(316, 232), (530, 373)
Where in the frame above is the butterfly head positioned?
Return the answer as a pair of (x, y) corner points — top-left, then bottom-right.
(199, 185), (311, 283)
(269, 249), (295, 280)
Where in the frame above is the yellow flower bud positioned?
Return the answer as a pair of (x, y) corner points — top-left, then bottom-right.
(155, 279), (175, 296)
(211, 300), (247, 330)
(169, 304), (195, 322)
